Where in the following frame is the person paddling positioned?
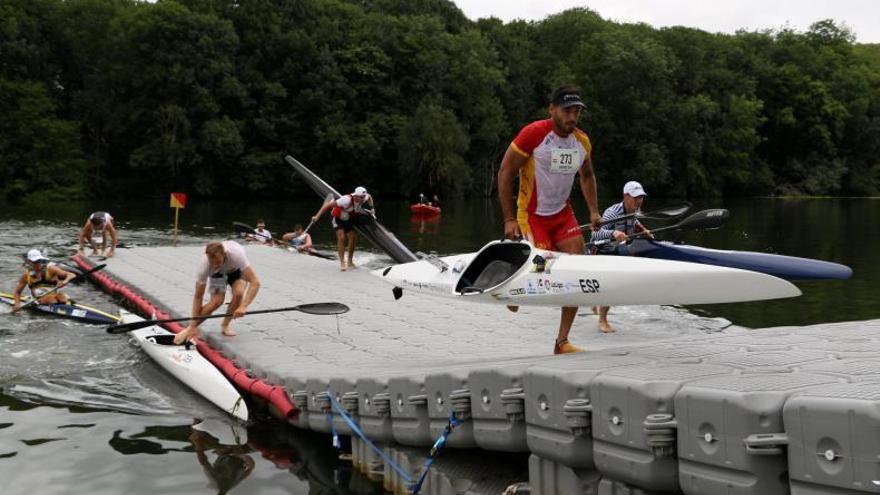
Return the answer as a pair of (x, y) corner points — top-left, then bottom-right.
(498, 85), (601, 355)
(590, 181), (654, 333)
(11, 249), (76, 311)
(311, 186), (375, 271)
(245, 219), (273, 245)
(78, 211), (118, 257)
(173, 241), (261, 345)
(281, 224), (313, 253)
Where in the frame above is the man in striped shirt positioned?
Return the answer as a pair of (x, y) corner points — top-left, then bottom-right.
(591, 181), (652, 333)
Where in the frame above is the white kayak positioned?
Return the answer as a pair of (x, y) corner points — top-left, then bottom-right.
(373, 240), (801, 306)
(121, 310), (249, 421)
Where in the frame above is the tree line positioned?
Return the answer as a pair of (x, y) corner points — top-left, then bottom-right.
(1, 0), (879, 202)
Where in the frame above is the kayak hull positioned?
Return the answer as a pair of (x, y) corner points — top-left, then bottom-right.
(285, 155), (418, 263)
(617, 239), (852, 280)
(373, 240), (801, 306)
(0, 292), (119, 324)
(410, 204), (441, 215)
(122, 310), (249, 422)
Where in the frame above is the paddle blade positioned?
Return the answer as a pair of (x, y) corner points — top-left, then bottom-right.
(232, 222), (255, 235)
(640, 203), (691, 219)
(106, 319), (156, 334)
(294, 302), (350, 315)
(677, 209), (729, 230)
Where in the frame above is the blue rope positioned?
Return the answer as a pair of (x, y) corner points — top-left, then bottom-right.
(327, 392), (414, 484)
(410, 412), (461, 493)
(325, 409), (342, 450)
(326, 391), (463, 494)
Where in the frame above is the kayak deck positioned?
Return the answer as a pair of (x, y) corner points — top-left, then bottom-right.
(619, 238), (853, 280)
(123, 310), (249, 422)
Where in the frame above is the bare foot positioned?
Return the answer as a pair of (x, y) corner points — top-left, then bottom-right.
(347, 260), (357, 269)
(598, 321), (615, 334)
(339, 264), (346, 272)
(221, 327), (237, 337)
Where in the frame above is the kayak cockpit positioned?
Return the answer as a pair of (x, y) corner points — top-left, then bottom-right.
(144, 333), (194, 349)
(455, 242), (532, 294)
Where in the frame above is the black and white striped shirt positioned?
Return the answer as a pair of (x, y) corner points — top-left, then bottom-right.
(590, 202), (642, 242)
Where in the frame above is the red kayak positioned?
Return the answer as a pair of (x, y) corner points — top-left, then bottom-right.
(410, 203), (441, 215)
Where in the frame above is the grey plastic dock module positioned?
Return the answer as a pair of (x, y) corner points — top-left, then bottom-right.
(528, 454), (602, 495)
(799, 340), (880, 359)
(590, 364), (736, 492)
(329, 376), (360, 436)
(523, 354), (651, 469)
(625, 343), (744, 364)
(597, 478), (675, 495)
(388, 374), (433, 446)
(704, 350), (829, 372)
(801, 359), (880, 381)
(468, 361), (540, 452)
(425, 368), (478, 449)
(306, 377), (337, 434)
(784, 381), (880, 495)
(675, 372), (842, 495)
(355, 375), (395, 442)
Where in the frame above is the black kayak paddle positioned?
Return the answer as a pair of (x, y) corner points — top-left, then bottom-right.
(106, 302), (350, 334)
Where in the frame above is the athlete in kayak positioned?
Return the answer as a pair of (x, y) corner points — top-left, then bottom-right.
(311, 186), (374, 271)
(498, 85), (601, 354)
(174, 241), (261, 344)
(11, 249), (76, 311)
(281, 224), (313, 253)
(590, 181), (653, 333)
(78, 211), (118, 257)
(245, 219), (273, 245)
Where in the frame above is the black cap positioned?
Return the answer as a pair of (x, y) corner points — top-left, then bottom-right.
(551, 85), (585, 108)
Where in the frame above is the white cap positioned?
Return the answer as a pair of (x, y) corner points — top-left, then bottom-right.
(26, 249), (46, 263)
(353, 186), (368, 197)
(623, 181), (647, 197)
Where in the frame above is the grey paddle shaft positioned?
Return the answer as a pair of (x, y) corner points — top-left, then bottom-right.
(574, 203), (692, 234)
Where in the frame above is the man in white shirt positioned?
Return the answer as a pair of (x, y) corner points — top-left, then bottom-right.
(246, 219), (273, 245)
(78, 211), (118, 257)
(173, 240), (261, 344)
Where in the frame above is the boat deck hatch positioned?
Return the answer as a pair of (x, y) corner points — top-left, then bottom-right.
(456, 242), (531, 294)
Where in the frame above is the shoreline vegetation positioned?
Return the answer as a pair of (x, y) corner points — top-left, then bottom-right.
(2, 0), (879, 203)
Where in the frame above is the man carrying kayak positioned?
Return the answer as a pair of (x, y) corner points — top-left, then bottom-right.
(173, 241), (261, 344)
(281, 224), (313, 253)
(11, 249), (77, 311)
(498, 84), (601, 355)
(78, 211), (118, 257)
(311, 186), (374, 271)
(590, 181), (654, 333)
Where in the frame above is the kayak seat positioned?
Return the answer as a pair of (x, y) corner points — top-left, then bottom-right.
(472, 260), (515, 289)
(456, 242), (531, 293)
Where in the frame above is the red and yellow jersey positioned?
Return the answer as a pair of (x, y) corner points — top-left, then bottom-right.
(510, 119), (592, 217)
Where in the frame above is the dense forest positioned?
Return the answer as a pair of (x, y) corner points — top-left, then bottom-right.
(2, 0), (879, 202)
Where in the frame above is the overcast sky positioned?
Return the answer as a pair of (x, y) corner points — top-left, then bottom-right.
(453, 0), (880, 43)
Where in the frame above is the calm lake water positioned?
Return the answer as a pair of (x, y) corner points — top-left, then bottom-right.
(0, 196), (876, 494)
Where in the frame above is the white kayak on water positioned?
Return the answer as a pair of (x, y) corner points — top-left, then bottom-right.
(372, 240), (801, 306)
(121, 310), (249, 422)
